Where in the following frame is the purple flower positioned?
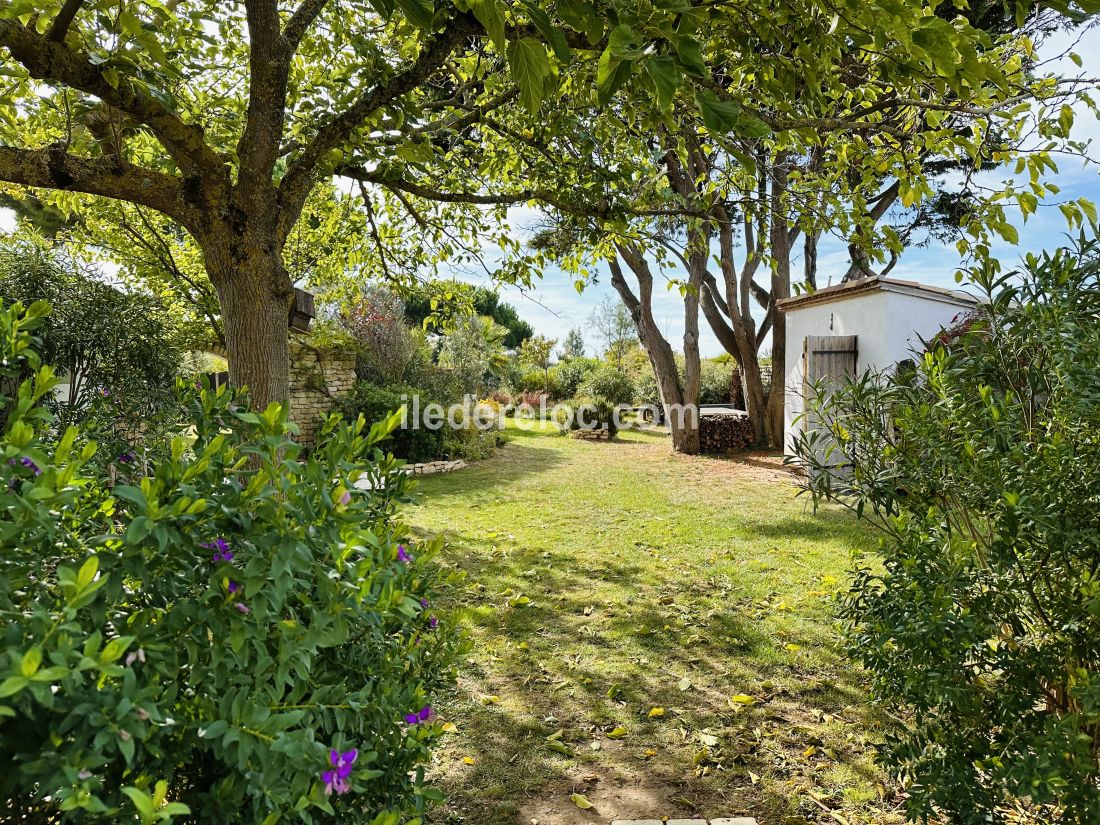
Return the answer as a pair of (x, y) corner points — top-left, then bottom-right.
(429, 616), (439, 630)
(420, 598), (429, 609)
(203, 537), (233, 563)
(10, 456), (41, 476)
(339, 490), (351, 506)
(397, 545), (411, 564)
(228, 580), (240, 594)
(404, 705), (434, 725)
(322, 748), (357, 796)
(117, 452), (135, 464)
(234, 602), (250, 614)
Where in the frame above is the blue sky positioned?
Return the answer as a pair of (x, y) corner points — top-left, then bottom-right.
(453, 22), (1100, 358)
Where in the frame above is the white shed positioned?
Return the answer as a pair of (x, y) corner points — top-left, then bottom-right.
(776, 276), (978, 455)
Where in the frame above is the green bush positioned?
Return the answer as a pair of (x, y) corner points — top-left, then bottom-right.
(0, 301), (460, 823)
(698, 359), (735, 405)
(793, 240), (1100, 823)
(555, 395), (620, 436)
(335, 381), (446, 463)
(579, 365), (634, 406)
(0, 237), (181, 449)
(550, 357), (599, 398)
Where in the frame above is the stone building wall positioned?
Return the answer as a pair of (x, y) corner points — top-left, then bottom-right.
(288, 340), (357, 447)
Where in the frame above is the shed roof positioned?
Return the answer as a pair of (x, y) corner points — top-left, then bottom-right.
(777, 275), (979, 313)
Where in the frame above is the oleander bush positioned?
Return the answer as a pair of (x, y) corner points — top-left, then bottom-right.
(793, 240), (1100, 823)
(0, 301), (461, 823)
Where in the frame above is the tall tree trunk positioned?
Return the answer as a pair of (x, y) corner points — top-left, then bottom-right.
(205, 235), (294, 412)
(765, 159), (791, 447)
(609, 250), (700, 455)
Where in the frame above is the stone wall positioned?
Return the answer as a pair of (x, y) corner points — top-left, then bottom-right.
(288, 340), (357, 447)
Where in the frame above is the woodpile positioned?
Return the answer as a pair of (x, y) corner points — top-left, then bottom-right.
(700, 414), (755, 453)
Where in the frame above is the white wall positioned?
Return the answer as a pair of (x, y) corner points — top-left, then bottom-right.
(782, 289), (970, 454)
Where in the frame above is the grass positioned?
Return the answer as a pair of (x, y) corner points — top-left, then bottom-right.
(405, 421), (902, 825)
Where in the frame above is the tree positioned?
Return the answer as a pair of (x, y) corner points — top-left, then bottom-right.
(519, 333), (556, 388)
(588, 295), (637, 372)
(437, 314), (510, 397)
(403, 282), (533, 349)
(0, 1), (590, 409)
(561, 327), (585, 359)
(793, 239), (1100, 822)
(0, 234), (179, 428)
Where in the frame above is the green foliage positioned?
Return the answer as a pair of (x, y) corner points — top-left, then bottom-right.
(518, 334), (557, 388)
(550, 356), (599, 398)
(793, 239), (1100, 822)
(0, 236), (181, 448)
(561, 327), (586, 359)
(336, 381), (446, 463)
(0, 303), (458, 823)
(437, 315), (511, 398)
(403, 284), (533, 349)
(580, 364), (635, 406)
(555, 395), (620, 436)
(699, 359), (735, 405)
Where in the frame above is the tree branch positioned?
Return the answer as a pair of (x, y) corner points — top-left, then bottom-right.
(237, 0), (289, 196)
(0, 18), (224, 177)
(0, 145), (200, 232)
(46, 0), (85, 42)
(278, 15), (479, 231)
(284, 0), (331, 51)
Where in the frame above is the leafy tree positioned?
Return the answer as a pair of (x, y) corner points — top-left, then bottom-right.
(519, 333), (556, 389)
(588, 296), (637, 372)
(793, 239), (1100, 823)
(561, 327), (585, 359)
(403, 282), (533, 349)
(0, 0), (581, 409)
(437, 314), (510, 397)
(0, 235), (179, 430)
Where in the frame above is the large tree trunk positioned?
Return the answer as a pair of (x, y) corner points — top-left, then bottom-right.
(204, 235), (294, 412)
(609, 250), (700, 455)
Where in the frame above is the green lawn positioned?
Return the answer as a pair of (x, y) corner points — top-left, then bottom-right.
(405, 422), (901, 825)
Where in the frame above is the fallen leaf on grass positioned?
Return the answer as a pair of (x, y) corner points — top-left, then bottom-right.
(647, 707), (665, 718)
(462, 756), (476, 765)
(441, 722), (458, 733)
(606, 726), (627, 739)
(729, 693), (756, 706)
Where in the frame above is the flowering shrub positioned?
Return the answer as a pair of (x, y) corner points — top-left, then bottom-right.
(793, 241), (1100, 822)
(0, 301), (460, 823)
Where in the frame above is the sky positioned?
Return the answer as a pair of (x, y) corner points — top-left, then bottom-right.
(443, 21), (1100, 358)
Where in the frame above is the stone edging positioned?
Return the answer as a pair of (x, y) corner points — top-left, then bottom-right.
(401, 459), (468, 476)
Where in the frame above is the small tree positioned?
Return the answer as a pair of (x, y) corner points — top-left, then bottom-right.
(437, 315), (510, 398)
(0, 236), (179, 429)
(520, 334), (557, 389)
(793, 239), (1100, 823)
(561, 327), (586, 359)
(589, 296), (637, 373)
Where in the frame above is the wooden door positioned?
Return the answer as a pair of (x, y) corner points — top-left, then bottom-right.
(801, 335), (857, 468)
